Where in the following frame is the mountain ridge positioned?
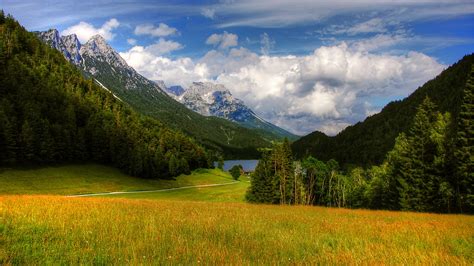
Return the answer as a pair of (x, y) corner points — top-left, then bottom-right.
(292, 53), (474, 165)
(36, 29), (292, 158)
(162, 81), (297, 139)
(1, 16), (209, 178)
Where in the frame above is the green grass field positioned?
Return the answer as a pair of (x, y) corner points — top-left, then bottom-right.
(0, 165), (236, 196)
(103, 179), (249, 202)
(0, 164), (473, 264)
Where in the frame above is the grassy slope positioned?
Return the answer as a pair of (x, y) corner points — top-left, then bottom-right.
(104, 176), (250, 202)
(0, 165), (234, 196)
(1, 196), (473, 264)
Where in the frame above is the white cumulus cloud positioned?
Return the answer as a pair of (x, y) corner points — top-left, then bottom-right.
(134, 23), (178, 37)
(120, 41), (201, 87)
(206, 31), (238, 49)
(120, 39), (184, 66)
(62, 18), (119, 43)
(121, 38), (445, 135)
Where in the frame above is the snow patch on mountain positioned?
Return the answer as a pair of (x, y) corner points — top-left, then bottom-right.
(81, 35), (130, 70)
(94, 79), (123, 102)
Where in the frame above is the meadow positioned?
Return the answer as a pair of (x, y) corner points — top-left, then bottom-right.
(1, 195), (473, 264)
(0, 165), (235, 195)
(0, 165), (473, 264)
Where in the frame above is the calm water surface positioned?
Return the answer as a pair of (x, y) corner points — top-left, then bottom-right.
(214, 160), (258, 172)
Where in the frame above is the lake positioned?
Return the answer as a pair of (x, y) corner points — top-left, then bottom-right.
(215, 160), (259, 172)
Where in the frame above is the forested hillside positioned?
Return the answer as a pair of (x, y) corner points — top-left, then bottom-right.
(250, 68), (473, 213)
(292, 54), (474, 166)
(0, 13), (209, 178)
(36, 29), (282, 159)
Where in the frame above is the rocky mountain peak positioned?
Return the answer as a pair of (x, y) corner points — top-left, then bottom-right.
(61, 34), (82, 64)
(81, 35), (129, 69)
(163, 81), (256, 122)
(36, 29), (62, 50)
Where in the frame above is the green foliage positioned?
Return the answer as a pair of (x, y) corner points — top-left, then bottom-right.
(383, 98), (455, 212)
(247, 138), (297, 204)
(246, 149), (277, 203)
(0, 14), (209, 179)
(454, 66), (474, 212)
(217, 156), (224, 170)
(229, 165), (242, 180)
(293, 54), (474, 166)
(252, 95), (473, 213)
(78, 42), (282, 159)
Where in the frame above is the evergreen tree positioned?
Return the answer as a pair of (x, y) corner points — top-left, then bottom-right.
(229, 165), (242, 180)
(168, 154), (179, 177)
(20, 120), (35, 161)
(217, 156), (224, 170)
(180, 157), (190, 175)
(0, 10), (5, 24)
(246, 149), (276, 203)
(387, 97), (454, 212)
(454, 66), (474, 212)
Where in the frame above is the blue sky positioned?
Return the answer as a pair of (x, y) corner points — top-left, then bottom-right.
(3, 0), (474, 135)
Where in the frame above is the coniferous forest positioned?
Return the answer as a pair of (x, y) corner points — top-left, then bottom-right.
(248, 71), (473, 213)
(0, 13), (209, 179)
(292, 54), (474, 166)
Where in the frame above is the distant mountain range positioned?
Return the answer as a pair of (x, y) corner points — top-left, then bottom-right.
(36, 29), (296, 158)
(162, 81), (296, 138)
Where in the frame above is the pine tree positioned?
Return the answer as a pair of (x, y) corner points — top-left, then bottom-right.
(246, 149), (276, 203)
(431, 112), (454, 212)
(20, 120), (36, 161)
(387, 97), (454, 212)
(180, 157), (190, 175)
(217, 156), (224, 170)
(0, 10), (5, 24)
(168, 154), (179, 177)
(454, 66), (474, 212)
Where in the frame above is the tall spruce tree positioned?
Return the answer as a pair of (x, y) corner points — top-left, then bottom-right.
(388, 97), (454, 212)
(454, 66), (474, 212)
(246, 149), (276, 203)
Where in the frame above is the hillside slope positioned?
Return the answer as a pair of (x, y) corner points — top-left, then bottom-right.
(292, 54), (474, 165)
(36, 29), (288, 158)
(0, 14), (208, 178)
(164, 81), (297, 140)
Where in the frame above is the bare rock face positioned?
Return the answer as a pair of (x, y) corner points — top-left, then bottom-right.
(36, 30), (296, 139)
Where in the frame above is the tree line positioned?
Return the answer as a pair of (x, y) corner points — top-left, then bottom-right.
(0, 12), (210, 178)
(248, 70), (473, 213)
